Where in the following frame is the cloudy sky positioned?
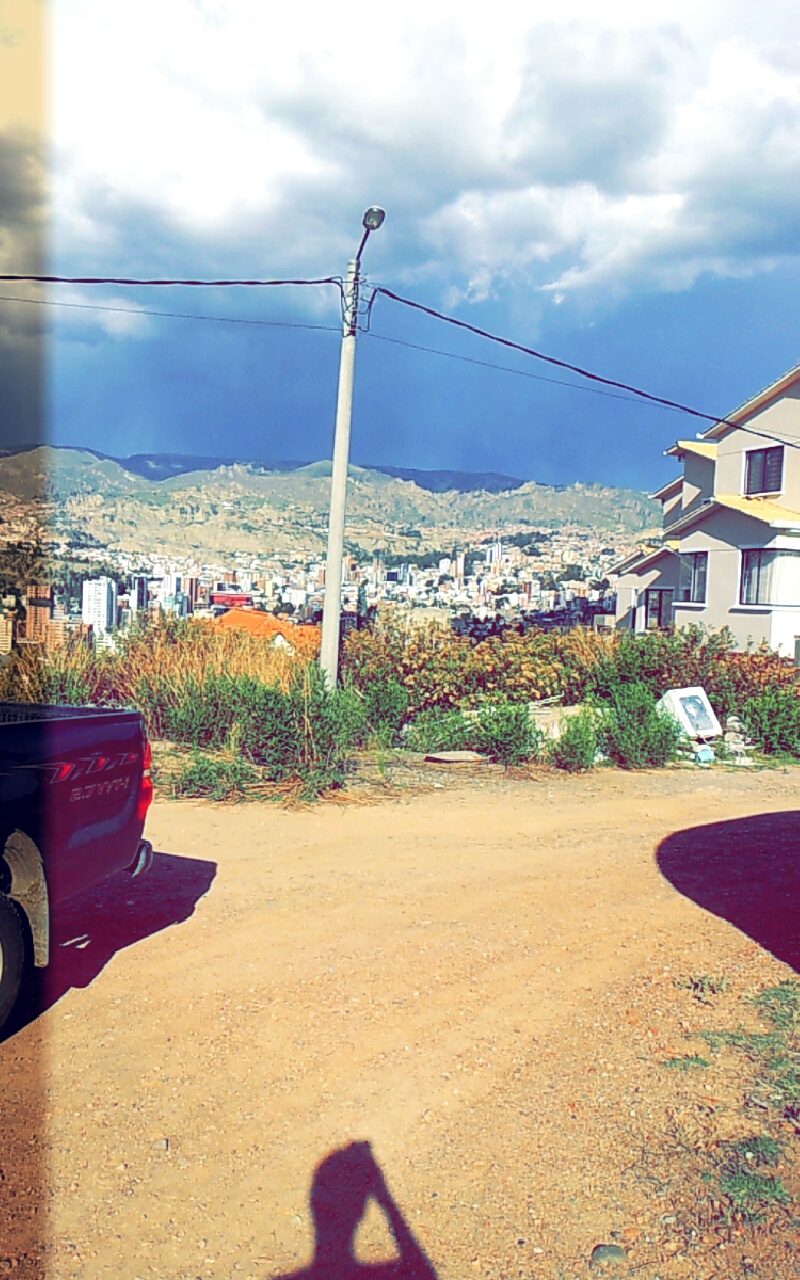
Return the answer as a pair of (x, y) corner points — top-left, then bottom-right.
(3, 0), (800, 488)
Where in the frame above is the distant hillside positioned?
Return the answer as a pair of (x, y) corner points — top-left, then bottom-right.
(0, 443), (577, 495)
(0, 445), (660, 563)
(0, 446), (146, 502)
(107, 451), (526, 493)
(111, 452), (308, 483)
(360, 464), (524, 494)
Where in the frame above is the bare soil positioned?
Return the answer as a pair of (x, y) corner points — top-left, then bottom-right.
(2, 764), (799, 1280)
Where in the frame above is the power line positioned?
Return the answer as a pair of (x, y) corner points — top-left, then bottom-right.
(361, 329), (686, 414)
(0, 293), (341, 334)
(369, 288), (800, 452)
(3, 269), (797, 449)
(0, 272), (343, 292)
(371, 285), (742, 431)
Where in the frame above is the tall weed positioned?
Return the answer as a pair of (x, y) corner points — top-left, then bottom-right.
(597, 683), (683, 769)
(743, 687), (800, 756)
(471, 700), (541, 765)
(550, 708), (599, 772)
(405, 700), (540, 765)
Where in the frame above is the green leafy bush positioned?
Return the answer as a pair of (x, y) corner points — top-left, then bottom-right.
(471, 700), (541, 765)
(359, 677), (409, 741)
(743, 686), (800, 756)
(236, 683), (305, 776)
(145, 666), (367, 796)
(586, 626), (797, 719)
(341, 618), (798, 723)
(405, 701), (540, 765)
(171, 752), (259, 801)
(405, 708), (472, 753)
(550, 708), (599, 772)
(293, 678), (368, 794)
(597, 683), (683, 770)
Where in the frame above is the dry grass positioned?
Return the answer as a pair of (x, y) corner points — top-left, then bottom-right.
(0, 617), (310, 709)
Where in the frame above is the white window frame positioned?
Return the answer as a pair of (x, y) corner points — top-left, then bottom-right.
(677, 551), (708, 604)
(742, 445), (784, 497)
(739, 547), (800, 607)
(644, 588), (674, 629)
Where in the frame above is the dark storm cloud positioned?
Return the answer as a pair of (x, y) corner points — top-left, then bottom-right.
(0, 127), (46, 450)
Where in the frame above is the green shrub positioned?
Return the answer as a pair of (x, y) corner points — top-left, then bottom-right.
(584, 626), (796, 719)
(743, 686), (800, 756)
(405, 708), (472, 753)
(358, 676), (408, 741)
(236, 683), (305, 776)
(146, 666), (367, 796)
(293, 677), (368, 793)
(472, 700), (541, 766)
(405, 701), (540, 765)
(172, 752), (259, 801)
(597, 683), (683, 770)
(550, 708), (599, 772)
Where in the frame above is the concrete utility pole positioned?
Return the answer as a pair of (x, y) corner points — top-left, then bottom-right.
(320, 207), (385, 688)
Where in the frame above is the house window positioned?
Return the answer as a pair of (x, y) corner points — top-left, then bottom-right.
(744, 446), (783, 495)
(678, 552), (707, 603)
(644, 589), (673, 629)
(740, 549), (800, 606)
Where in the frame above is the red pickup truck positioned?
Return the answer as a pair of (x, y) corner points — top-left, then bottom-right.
(0, 702), (153, 1032)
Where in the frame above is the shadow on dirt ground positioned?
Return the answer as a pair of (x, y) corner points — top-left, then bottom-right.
(274, 1141), (438, 1280)
(10, 850), (217, 1031)
(656, 810), (800, 973)
(0, 852), (215, 1274)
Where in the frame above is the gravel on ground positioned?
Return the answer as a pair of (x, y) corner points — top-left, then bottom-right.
(1, 764), (798, 1280)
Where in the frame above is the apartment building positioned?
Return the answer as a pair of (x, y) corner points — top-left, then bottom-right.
(615, 363), (800, 658)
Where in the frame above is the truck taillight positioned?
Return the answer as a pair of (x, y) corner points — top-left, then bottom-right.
(136, 739), (153, 822)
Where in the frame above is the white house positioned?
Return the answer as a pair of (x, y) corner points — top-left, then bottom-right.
(615, 363), (800, 659)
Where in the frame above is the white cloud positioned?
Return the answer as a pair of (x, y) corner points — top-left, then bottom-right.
(50, 0), (800, 309)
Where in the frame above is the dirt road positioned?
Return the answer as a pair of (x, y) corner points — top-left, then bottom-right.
(2, 766), (799, 1280)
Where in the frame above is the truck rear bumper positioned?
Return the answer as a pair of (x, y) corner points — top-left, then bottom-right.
(127, 839), (153, 879)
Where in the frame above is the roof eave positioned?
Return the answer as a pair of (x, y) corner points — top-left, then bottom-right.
(662, 500), (719, 535)
(612, 545), (678, 575)
(701, 361), (800, 440)
(649, 477), (683, 501)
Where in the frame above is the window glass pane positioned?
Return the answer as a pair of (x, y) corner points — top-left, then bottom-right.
(645, 592), (660, 628)
(678, 556), (692, 601)
(745, 447), (784, 494)
(764, 447), (784, 492)
(741, 550), (758, 604)
(741, 549), (786, 604)
(692, 552), (707, 603)
(758, 551), (776, 604)
(745, 451), (764, 494)
(773, 551), (800, 605)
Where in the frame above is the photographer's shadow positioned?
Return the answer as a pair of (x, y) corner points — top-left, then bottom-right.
(657, 810), (800, 972)
(276, 1142), (437, 1280)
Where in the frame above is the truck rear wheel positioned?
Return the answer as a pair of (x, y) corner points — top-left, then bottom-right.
(0, 893), (26, 1034)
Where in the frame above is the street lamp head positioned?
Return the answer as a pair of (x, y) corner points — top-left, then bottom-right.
(362, 206), (386, 231)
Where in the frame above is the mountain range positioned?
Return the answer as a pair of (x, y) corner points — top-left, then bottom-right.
(0, 445), (660, 563)
(0, 445), (526, 494)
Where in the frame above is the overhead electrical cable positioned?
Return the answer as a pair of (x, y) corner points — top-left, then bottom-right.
(361, 330), (687, 414)
(0, 273), (343, 291)
(0, 293), (341, 333)
(371, 285), (742, 431)
(2, 268), (796, 446)
(0, 293), (686, 411)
